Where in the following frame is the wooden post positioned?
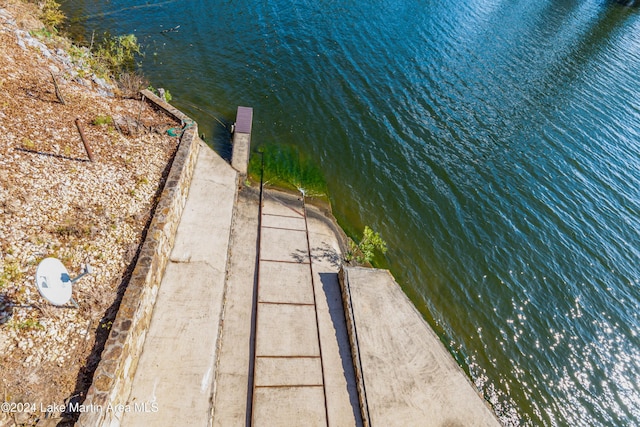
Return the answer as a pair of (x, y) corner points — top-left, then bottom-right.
(50, 71), (66, 105)
(75, 118), (95, 162)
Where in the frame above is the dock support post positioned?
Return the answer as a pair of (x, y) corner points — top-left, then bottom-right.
(231, 106), (253, 175)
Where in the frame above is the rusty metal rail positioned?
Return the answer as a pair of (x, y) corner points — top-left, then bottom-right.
(301, 194), (330, 426)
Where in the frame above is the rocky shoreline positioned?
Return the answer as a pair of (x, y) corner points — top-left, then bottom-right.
(0, 2), (179, 424)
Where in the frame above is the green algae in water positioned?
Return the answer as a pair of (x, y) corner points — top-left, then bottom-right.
(249, 144), (328, 197)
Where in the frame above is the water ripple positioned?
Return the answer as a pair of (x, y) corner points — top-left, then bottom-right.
(60, 0), (640, 425)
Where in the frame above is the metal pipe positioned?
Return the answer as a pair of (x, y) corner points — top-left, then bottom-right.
(75, 118), (95, 162)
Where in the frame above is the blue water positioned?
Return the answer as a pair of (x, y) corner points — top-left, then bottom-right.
(62, 0), (640, 425)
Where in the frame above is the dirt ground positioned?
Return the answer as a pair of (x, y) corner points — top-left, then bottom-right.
(0, 1), (180, 425)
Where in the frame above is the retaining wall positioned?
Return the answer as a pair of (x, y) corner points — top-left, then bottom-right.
(76, 91), (200, 426)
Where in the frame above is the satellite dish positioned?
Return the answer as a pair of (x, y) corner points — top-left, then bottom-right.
(36, 258), (72, 306)
(35, 258), (92, 307)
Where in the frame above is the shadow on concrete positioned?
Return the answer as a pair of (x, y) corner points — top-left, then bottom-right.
(289, 244), (339, 266)
(312, 243), (342, 269)
(264, 191), (305, 217)
(319, 272), (363, 426)
(289, 248), (309, 264)
(208, 119), (233, 163)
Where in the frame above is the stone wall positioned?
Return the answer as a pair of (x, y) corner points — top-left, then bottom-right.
(338, 267), (372, 427)
(76, 92), (200, 427)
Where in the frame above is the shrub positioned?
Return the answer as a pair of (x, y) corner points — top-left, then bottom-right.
(92, 115), (113, 126)
(40, 0), (65, 31)
(146, 85), (172, 102)
(0, 260), (24, 290)
(118, 71), (149, 99)
(345, 226), (388, 265)
(54, 220), (92, 238)
(92, 33), (142, 78)
(10, 317), (44, 331)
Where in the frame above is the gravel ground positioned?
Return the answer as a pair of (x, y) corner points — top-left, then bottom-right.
(0, 2), (179, 424)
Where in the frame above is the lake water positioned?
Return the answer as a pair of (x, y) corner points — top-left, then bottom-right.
(61, 0), (640, 425)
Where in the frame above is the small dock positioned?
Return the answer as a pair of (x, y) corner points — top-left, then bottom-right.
(75, 97), (501, 427)
(231, 106), (253, 175)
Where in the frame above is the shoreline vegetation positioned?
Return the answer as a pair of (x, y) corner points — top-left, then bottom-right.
(22, 0), (150, 99)
(0, 1), (180, 425)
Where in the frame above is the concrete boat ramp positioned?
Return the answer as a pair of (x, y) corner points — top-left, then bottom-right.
(75, 97), (501, 427)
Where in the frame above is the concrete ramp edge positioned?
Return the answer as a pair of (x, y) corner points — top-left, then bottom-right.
(338, 267), (372, 427)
